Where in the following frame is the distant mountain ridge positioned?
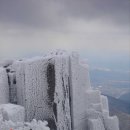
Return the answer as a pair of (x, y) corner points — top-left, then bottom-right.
(90, 69), (130, 88)
(119, 92), (130, 104)
(105, 95), (130, 114)
(106, 95), (130, 130)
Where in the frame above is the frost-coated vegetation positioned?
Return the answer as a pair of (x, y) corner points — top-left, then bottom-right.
(0, 104), (50, 130)
(0, 118), (50, 130)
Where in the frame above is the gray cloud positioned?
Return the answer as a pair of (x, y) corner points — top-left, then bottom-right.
(0, 0), (68, 29)
(0, 0), (129, 61)
(63, 0), (130, 25)
(0, 0), (129, 29)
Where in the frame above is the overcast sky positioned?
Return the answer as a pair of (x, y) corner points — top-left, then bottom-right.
(0, 0), (130, 70)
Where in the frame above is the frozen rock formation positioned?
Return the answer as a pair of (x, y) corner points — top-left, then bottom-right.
(0, 50), (119, 130)
(11, 51), (71, 130)
(88, 118), (105, 130)
(0, 68), (9, 104)
(70, 52), (91, 130)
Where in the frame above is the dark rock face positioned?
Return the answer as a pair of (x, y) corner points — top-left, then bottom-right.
(47, 63), (55, 104)
(47, 63), (57, 129)
(8, 73), (17, 104)
(0, 68), (9, 104)
(5, 66), (17, 104)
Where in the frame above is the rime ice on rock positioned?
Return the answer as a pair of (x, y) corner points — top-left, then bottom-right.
(8, 72), (17, 104)
(13, 51), (72, 130)
(0, 115), (50, 130)
(0, 68), (9, 104)
(0, 50), (120, 130)
(70, 52), (91, 130)
(0, 103), (25, 122)
(88, 118), (105, 130)
(104, 116), (119, 130)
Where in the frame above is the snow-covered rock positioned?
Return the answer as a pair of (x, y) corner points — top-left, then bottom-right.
(0, 104), (50, 130)
(88, 118), (105, 130)
(69, 52), (91, 130)
(0, 67), (9, 104)
(104, 116), (119, 130)
(8, 72), (17, 104)
(0, 104), (25, 122)
(85, 90), (102, 109)
(0, 50), (120, 130)
(12, 52), (71, 130)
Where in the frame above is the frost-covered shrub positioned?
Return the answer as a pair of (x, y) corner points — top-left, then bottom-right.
(0, 119), (50, 130)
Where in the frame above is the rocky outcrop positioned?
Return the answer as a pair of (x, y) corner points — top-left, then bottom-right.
(0, 68), (9, 104)
(0, 50), (119, 130)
